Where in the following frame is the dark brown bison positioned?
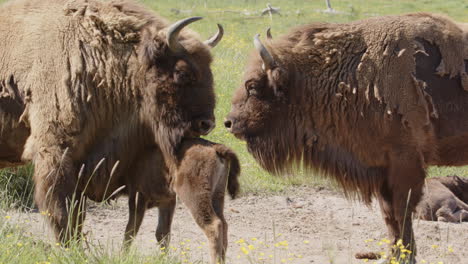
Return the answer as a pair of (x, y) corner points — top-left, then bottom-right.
(225, 13), (468, 262)
(120, 138), (240, 264)
(0, 0), (223, 243)
(0, 85), (29, 168)
(416, 175), (468, 222)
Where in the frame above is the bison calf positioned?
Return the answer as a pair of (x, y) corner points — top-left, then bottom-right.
(122, 138), (240, 264)
(416, 175), (468, 222)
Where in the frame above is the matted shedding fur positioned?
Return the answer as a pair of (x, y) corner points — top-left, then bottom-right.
(231, 13), (468, 204)
(0, 0), (215, 164)
(0, 0), (217, 242)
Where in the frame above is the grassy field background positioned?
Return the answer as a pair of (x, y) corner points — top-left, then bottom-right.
(0, 0), (467, 263)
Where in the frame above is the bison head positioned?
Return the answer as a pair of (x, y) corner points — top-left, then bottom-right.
(225, 34), (296, 172)
(139, 17), (222, 159)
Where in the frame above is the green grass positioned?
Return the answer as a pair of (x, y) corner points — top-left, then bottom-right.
(0, 166), (35, 210)
(0, 218), (184, 264)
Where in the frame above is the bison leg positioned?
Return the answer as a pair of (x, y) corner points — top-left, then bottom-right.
(385, 153), (425, 263)
(155, 198), (176, 250)
(438, 207), (468, 222)
(212, 192), (228, 259)
(378, 188), (401, 243)
(459, 210), (468, 221)
(123, 192), (147, 249)
(178, 191), (225, 264)
(212, 166), (229, 257)
(33, 147), (85, 244)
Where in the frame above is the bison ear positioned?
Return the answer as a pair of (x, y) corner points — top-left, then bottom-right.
(268, 67), (287, 98)
(139, 30), (168, 67)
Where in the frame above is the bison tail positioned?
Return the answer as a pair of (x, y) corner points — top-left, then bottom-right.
(227, 150), (241, 199)
(215, 145), (241, 199)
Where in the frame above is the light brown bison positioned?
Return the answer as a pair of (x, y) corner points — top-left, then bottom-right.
(225, 13), (468, 262)
(416, 175), (468, 222)
(0, 0), (223, 243)
(121, 138), (240, 264)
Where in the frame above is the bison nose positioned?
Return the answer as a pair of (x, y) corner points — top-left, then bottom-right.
(224, 119), (232, 129)
(198, 119), (215, 135)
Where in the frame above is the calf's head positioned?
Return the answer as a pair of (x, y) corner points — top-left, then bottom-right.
(139, 17), (222, 158)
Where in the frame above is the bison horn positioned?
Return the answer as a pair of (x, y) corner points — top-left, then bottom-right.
(204, 24), (224, 48)
(167, 16), (203, 53)
(254, 34), (276, 70)
(266, 27), (273, 40)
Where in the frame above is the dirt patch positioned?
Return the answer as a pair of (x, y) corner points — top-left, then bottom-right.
(7, 186), (468, 263)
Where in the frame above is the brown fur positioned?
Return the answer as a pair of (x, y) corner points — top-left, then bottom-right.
(0, 0), (218, 242)
(416, 175), (468, 222)
(121, 138), (240, 264)
(0, 76), (29, 168)
(226, 13), (468, 261)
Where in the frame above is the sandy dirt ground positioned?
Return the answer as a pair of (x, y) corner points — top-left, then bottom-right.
(8, 186), (468, 264)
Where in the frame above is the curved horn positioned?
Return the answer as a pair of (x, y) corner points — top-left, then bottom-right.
(266, 27), (273, 40)
(204, 24), (224, 48)
(253, 34), (276, 70)
(167, 16), (203, 53)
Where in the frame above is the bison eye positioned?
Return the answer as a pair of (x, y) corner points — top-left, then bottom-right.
(245, 81), (258, 97)
(174, 70), (194, 85)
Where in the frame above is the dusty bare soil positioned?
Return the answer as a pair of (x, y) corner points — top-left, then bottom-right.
(8, 186), (468, 264)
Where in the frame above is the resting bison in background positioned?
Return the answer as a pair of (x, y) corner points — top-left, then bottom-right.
(121, 138), (240, 264)
(0, 0), (223, 243)
(225, 13), (468, 262)
(416, 175), (468, 222)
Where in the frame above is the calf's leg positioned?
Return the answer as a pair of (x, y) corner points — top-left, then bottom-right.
(212, 193), (228, 260)
(156, 198), (176, 249)
(178, 191), (225, 264)
(211, 165), (230, 257)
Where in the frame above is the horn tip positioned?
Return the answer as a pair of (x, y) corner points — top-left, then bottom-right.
(217, 23), (224, 33)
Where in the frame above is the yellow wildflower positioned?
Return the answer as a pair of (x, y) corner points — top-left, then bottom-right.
(241, 247), (249, 255)
(236, 239), (245, 244)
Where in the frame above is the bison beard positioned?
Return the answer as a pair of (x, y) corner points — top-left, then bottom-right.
(0, 0), (221, 244)
(227, 12), (468, 263)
